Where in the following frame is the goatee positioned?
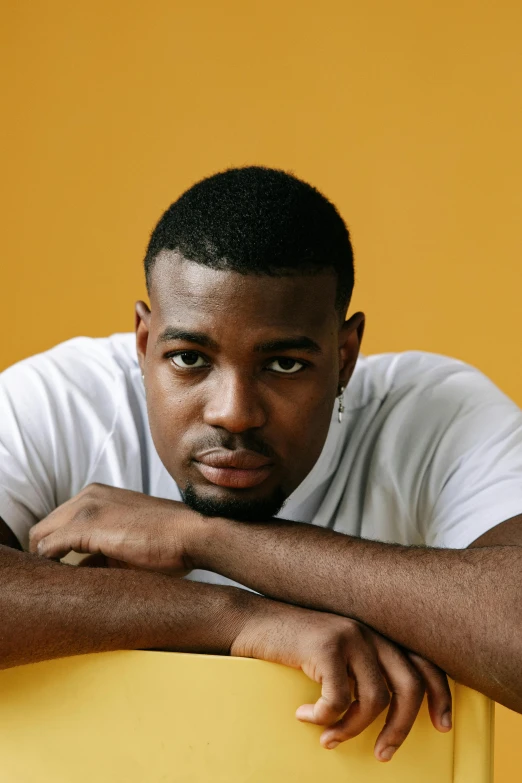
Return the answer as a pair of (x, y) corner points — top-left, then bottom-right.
(181, 482), (287, 522)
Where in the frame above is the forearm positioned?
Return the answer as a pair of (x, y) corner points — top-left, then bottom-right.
(195, 518), (522, 710)
(0, 544), (254, 670)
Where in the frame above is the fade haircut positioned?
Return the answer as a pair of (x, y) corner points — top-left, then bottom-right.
(144, 166), (355, 317)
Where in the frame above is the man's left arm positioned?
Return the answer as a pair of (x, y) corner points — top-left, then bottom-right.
(190, 511), (522, 712)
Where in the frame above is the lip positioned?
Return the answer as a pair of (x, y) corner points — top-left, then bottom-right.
(195, 462), (274, 488)
(193, 449), (274, 489)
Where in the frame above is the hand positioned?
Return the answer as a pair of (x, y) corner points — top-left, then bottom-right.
(29, 483), (198, 576)
(231, 602), (452, 762)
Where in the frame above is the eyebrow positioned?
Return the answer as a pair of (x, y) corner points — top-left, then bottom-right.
(156, 328), (322, 354)
(157, 328), (218, 350)
(253, 337), (322, 354)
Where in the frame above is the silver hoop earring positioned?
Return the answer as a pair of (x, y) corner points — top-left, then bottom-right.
(337, 386), (345, 424)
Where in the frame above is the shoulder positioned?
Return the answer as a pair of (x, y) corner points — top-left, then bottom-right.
(347, 350), (522, 479)
(1, 331), (138, 382)
(0, 332), (142, 465)
(350, 350), (515, 416)
(0, 334), (142, 545)
(0, 332), (139, 412)
(346, 351), (522, 548)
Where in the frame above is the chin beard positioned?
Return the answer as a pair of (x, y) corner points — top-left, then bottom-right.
(181, 482), (287, 522)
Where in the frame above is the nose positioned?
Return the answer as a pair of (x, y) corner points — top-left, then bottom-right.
(203, 372), (267, 432)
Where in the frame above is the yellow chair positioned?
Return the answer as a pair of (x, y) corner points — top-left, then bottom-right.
(0, 651), (494, 782)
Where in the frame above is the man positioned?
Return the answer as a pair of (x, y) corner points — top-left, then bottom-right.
(1, 166), (522, 764)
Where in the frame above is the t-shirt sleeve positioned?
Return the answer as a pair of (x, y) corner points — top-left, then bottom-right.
(415, 364), (522, 549)
(0, 340), (120, 550)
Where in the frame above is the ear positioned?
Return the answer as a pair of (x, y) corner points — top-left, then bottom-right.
(135, 300), (152, 375)
(338, 311), (365, 391)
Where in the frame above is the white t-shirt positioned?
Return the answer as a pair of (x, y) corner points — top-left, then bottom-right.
(1, 333), (522, 590)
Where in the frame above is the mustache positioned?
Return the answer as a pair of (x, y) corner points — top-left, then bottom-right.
(189, 433), (276, 461)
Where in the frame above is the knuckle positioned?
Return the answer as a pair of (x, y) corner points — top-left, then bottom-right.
(368, 688), (391, 713)
(404, 666), (425, 691)
(385, 723), (412, 745)
(338, 618), (361, 638)
(78, 530), (92, 551)
(315, 631), (344, 658)
(428, 669), (451, 693)
(409, 652), (449, 683)
(322, 619), (360, 649)
(334, 729), (354, 742)
(74, 504), (99, 523)
(367, 687), (391, 713)
(392, 677), (425, 709)
(326, 690), (351, 715)
(81, 482), (104, 498)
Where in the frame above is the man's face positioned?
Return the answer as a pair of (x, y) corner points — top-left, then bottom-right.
(136, 252), (362, 521)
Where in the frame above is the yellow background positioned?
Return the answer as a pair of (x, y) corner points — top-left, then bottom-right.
(2, 1), (521, 779)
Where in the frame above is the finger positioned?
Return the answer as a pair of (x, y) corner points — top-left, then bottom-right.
(318, 645), (391, 751)
(28, 496), (84, 553)
(296, 658), (353, 728)
(29, 510), (66, 553)
(406, 651), (452, 732)
(369, 638), (426, 762)
(36, 524), (96, 560)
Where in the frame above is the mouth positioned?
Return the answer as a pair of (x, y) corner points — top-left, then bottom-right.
(193, 449), (274, 489)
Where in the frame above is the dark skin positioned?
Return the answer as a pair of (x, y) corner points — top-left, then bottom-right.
(137, 251), (364, 512)
(0, 253), (455, 762)
(25, 252), (456, 762)
(9, 252), (522, 760)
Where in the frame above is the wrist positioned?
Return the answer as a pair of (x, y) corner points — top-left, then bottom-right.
(181, 510), (228, 572)
(149, 572), (265, 655)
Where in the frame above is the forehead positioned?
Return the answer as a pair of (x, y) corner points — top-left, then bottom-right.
(150, 251), (339, 334)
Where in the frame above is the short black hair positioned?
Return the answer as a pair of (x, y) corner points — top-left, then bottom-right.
(144, 166), (355, 315)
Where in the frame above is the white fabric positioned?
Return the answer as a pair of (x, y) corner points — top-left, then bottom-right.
(1, 333), (522, 589)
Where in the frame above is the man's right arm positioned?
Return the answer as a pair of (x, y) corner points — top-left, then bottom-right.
(0, 517), (251, 670)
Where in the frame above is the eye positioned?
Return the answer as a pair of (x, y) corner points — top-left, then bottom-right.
(170, 351), (208, 369)
(267, 358), (305, 374)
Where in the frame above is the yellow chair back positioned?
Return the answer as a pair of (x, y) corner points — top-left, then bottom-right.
(0, 651), (494, 782)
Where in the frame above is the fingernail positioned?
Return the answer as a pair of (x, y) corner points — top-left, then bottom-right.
(326, 741), (339, 750)
(380, 746), (397, 761)
(441, 711), (452, 728)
